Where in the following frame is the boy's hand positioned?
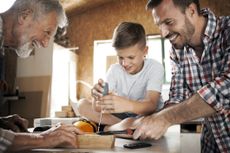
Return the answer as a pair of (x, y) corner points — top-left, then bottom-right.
(99, 95), (131, 113)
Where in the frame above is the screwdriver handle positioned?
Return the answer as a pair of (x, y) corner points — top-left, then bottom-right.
(102, 82), (109, 96)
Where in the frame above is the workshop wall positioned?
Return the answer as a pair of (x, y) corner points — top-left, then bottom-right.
(67, 0), (230, 99)
(15, 42), (54, 122)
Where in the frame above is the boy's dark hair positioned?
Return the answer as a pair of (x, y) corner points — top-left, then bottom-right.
(112, 22), (146, 50)
(146, 0), (200, 14)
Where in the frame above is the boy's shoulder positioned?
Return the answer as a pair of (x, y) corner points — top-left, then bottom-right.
(145, 58), (164, 69)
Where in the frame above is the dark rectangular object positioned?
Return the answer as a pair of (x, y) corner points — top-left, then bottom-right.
(97, 129), (134, 135)
(123, 142), (152, 149)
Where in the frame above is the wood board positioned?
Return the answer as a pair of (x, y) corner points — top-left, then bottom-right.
(76, 134), (115, 149)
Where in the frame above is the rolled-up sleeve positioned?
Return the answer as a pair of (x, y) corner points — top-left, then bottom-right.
(198, 34), (230, 112)
(165, 49), (193, 106)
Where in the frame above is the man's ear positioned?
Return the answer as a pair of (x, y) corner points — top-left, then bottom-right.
(17, 9), (33, 25)
(186, 3), (198, 17)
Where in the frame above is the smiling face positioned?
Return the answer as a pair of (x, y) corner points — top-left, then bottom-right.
(152, 0), (195, 49)
(13, 10), (58, 57)
(117, 43), (148, 75)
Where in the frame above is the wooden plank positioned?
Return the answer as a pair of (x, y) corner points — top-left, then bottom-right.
(55, 111), (67, 118)
(76, 134), (115, 149)
(62, 105), (73, 112)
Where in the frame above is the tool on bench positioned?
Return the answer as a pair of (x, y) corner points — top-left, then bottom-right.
(97, 129), (134, 135)
(33, 125), (51, 132)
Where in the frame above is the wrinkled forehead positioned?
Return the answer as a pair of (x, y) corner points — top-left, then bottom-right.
(39, 11), (58, 24)
(37, 11), (59, 33)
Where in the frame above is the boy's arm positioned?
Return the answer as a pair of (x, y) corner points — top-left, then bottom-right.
(100, 90), (161, 115)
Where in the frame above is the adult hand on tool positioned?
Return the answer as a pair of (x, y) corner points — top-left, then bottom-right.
(10, 123), (85, 151)
(132, 111), (171, 140)
(0, 114), (29, 132)
(39, 123), (84, 148)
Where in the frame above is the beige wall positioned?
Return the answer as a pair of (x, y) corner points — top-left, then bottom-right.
(15, 76), (51, 127)
(16, 76), (51, 116)
(67, 0), (230, 98)
(14, 42), (53, 121)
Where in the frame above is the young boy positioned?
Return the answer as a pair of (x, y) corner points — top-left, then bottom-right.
(77, 22), (164, 133)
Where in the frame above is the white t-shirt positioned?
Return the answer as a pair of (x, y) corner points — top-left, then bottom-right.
(106, 58), (164, 110)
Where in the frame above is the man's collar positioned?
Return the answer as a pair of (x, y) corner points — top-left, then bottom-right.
(201, 8), (217, 40)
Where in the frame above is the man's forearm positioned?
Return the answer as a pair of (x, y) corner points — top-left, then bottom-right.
(162, 93), (216, 125)
(10, 133), (45, 151)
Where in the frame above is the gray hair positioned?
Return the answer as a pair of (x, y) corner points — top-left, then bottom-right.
(10, 0), (67, 28)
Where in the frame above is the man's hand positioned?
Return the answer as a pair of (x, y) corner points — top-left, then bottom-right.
(133, 112), (171, 140)
(10, 123), (85, 151)
(40, 123), (84, 148)
(0, 114), (29, 132)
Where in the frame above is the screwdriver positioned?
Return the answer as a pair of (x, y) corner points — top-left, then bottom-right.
(97, 82), (109, 132)
(97, 129), (134, 135)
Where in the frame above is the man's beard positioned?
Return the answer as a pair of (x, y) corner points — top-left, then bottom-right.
(172, 17), (195, 49)
(15, 42), (34, 58)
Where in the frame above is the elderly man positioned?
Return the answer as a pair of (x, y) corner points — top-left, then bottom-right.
(0, 0), (83, 152)
(132, 0), (230, 153)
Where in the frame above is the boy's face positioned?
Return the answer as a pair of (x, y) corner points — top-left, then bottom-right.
(117, 43), (147, 75)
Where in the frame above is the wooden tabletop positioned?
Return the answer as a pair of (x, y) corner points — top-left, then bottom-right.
(23, 125), (201, 153)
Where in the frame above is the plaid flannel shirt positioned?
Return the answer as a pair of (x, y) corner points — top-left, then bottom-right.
(165, 9), (230, 153)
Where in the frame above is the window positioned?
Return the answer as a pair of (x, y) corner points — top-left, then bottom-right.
(0, 0), (15, 13)
(50, 44), (77, 117)
(147, 35), (172, 83)
(93, 35), (172, 84)
(93, 40), (116, 83)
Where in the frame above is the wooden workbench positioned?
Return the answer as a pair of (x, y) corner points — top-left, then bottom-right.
(23, 125), (201, 153)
